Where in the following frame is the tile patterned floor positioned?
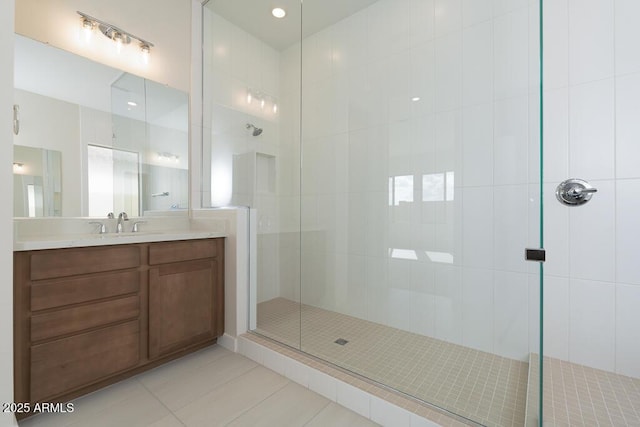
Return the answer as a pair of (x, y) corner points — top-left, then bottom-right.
(527, 353), (640, 427)
(256, 297), (529, 427)
(18, 345), (378, 427)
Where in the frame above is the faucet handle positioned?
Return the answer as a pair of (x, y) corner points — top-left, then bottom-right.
(118, 212), (128, 220)
(107, 212), (114, 219)
(89, 221), (107, 234)
(132, 221), (147, 232)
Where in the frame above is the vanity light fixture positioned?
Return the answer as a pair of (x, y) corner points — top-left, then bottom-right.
(77, 11), (154, 61)
(272, 7), (287, 18)
(13, 163), (24, 171)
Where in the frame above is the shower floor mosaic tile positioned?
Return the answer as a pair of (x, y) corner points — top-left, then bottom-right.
(526, 353), (640, 426)
(256, 297), (529, 427)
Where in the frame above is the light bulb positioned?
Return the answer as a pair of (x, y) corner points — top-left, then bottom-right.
(260, 98), (265, 109)
(247, 90), (252, 104)
(272, 7), (286, 18)
(273, 103), (278, 114)
(114, 33), (123, 54)
(140, 44), (150, 64)
(82, 18), (93, 43)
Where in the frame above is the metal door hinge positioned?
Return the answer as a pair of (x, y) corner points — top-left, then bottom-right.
(525, 248), (545, 262)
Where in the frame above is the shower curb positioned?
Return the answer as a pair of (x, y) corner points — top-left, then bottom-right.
(237, 332), (481, 427)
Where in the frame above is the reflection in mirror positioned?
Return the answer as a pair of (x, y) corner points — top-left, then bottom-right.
(13, 34), (189, 217)
(13, 145), (62, 217)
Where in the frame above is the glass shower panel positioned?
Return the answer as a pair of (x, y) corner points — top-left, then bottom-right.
(298, 1), (543, 426)
(202, 0), (303, 348)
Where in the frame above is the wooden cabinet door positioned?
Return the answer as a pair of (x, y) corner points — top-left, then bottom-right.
(148, 259), (219, 359)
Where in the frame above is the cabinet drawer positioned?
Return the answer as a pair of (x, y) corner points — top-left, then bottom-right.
(31, 270), (140, 311)
(30, 245), (141, 280)
(30, 320), (140, 402)
(31, 295), (140, 342)
(149, 239), (220, 265)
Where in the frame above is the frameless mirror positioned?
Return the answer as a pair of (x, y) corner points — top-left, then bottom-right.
(13, 34), (189, 218)
(13, 145), (62, 217)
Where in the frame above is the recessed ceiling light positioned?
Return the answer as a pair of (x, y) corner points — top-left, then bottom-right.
(272, 7), (286, 18)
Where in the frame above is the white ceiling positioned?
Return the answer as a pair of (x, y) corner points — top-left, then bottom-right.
(207, 0), (379, 51)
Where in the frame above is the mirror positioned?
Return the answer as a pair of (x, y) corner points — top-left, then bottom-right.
(13, 145), (62, 217)
(13, 34), (189, 217)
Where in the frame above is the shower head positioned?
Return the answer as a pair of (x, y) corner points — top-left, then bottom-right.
(246, 123), (263, 136)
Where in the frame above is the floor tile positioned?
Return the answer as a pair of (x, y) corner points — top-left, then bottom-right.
(137, 346), (233, 391)
(146, 352), (258, 411)
(305, 402), (380, 427)
(226, 382), (330, 427)
(175, 365), (289, 426)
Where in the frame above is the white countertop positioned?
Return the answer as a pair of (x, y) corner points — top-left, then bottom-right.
(14, 230), (227, 251)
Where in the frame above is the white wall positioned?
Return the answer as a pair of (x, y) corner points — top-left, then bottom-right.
(1, 0), (17, 423)
(542, 0), (640, 379)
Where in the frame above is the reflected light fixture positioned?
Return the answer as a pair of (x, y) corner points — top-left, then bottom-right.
(140, 44), (151, 64)
(157, 152), (180, 163)
(77, 11), (154, 62)
(81, 17), (94, 43)
(13, 162), (24, 171)
(272, 7), (286, 18)
(411, 96), (421, 102)
(246, 90), (252, 104)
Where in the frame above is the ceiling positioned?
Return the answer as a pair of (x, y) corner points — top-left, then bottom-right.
(207, 0), (379, 51)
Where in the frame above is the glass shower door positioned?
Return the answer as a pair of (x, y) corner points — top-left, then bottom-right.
(297, 1), (544, 426)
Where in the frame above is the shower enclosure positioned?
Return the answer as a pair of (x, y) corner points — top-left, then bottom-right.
(202, 1), (545, 425)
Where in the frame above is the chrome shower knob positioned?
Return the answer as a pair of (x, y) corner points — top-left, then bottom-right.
(556, 178), (598, 206)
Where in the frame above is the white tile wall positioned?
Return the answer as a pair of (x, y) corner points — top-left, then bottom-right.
(542, 276), (570, 360)
(616, 179), (640, 285)
(569, 279), (616, 372)
(615, 284), (640, 378)
(494, 271), (530, 360)
(568, 180), (616, 283)
(568, 0), (614, 85)
(568, 79), (615, 180)
(462, 267), (494, 353)
(615, 72), (640, 179)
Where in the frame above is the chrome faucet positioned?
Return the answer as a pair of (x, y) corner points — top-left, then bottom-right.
(116, 212), (128, 233)
(89, 221), (107, 234)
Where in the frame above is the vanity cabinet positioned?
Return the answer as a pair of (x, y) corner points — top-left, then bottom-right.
(13, 238), (224, 416)
(148, 239), (224, 358)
